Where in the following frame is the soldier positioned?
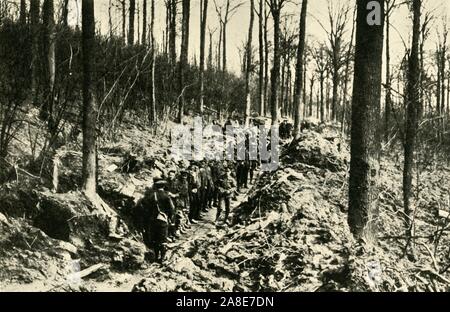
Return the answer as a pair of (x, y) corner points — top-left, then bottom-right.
(210, 160), (222, 207)
(187, 162), (201, 223)
(177, 169), (191, 231)
(223, 118), (233, 135)
(138, 177), (175, 264)
(199, 160), (214, 212)
(285, 121), (293, 139)
(166, 170), (183, 238)
(216, 165), (235, 225)
(198, 161), (209, 213)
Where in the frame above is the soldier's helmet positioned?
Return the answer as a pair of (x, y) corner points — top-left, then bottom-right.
(153, 177), (167, 188)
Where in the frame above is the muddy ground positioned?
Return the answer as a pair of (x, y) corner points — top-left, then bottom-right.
(1, 114), (450, 292)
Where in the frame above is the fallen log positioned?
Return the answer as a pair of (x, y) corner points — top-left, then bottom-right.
(76, 263), (106, 279)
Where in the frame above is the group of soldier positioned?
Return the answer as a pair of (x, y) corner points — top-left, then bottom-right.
(137, 157), (258, 264)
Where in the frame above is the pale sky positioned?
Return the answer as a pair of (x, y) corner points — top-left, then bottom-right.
(8, 0), (450, 74)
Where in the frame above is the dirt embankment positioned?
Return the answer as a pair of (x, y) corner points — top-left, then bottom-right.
(134, 129), (450, 292)
(1, 119), (450, 292)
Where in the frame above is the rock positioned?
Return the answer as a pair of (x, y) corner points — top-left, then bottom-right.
(106, 164), (118, 172)
(0, 212), (8, 225)
(57, 241), (78, 255)
(438, 210), (450, 219)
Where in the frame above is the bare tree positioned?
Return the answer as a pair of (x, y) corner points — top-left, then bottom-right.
(207, 27), (216, 70)
(108, 0), (113, 37)
(82, 0), (97, 197)
(30, 0), (40, 104)
(279, 17), (296, 118)
(149, 0), (156, 126)
(178, 0), (191, 123)
(257, 0), (265, 116)
(436, 20), (448, 141)
(264, 2), (270, 117)
(199, 0), (209, 115)
(244, 0), (255, 126)
(121, 0), (126, 42)
(267, 0), (289, 125)
(128, 0), (135, 45)
(169, 0), (177, 68)
(293, 0), (308, 139)
(403, 0), (421, 255)
(19, 0), (26, 24)
(308, 73), (315, 117)
(41, 0), (56, 133)
(312, 44), (328, 122)
(142, 0), (147, 45)
(384, 0), (396, 141)
(341, 6), (356, 135)
(348, 0), (385, 239)
(213, 0), (244, 73)
(322, 0), (350, 122)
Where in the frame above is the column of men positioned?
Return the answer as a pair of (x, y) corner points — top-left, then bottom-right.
(136, 157), (258, 264)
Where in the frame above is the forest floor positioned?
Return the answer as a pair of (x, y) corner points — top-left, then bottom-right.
(1, 109), (450, 292)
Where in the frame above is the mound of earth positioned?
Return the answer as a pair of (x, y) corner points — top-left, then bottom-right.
(133, 128), (450, 292)
(0, 212), (75, 290)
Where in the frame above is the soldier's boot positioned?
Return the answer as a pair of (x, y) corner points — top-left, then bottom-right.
(159, 245), (167, 264)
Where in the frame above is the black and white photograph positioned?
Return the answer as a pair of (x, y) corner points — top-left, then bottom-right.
(0, 0), (449, 296)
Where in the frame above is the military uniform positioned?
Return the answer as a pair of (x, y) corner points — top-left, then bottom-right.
(138, 182), (175, 263)
(188, 165), (201, 222)
(216, 170), (235, 225)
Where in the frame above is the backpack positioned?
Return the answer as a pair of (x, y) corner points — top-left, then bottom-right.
(154, 192), (169, 225)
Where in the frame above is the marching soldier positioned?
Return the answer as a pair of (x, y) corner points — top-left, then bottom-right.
(216, 164), (235, 226)
(187, 162), (201, 223)
(138, 177), (175, 264)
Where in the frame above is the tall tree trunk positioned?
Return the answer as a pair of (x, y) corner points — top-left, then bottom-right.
(222, 23), (227, 73)
(178, 0), (191, 123)
(128, 0), (135, 45)
(208, 30), (214, 70)
(61, 0), (69, 26)
(42, 0), (56, 133)
(348, 0), (385, 239)
(169, 0), (177, 67)
(270, 10), (281, 125)
(244, 0), (255, 126)
(108, 0), (113, 37)
(293, 0), (308, 138)
(385, 7), (391, 142)
(82, 0), (97, 197)
(447, 72), (450, 116)
(403, 0), (421, 253)
(280, 57), (286, 116)
(30, 0), (40, 104)
(264, 4), (269, 117)
(320, 73), (324, 122)
(137, 1), (140, 44)
(437, 49), (441, 120)
(441, 42), (447, 139)
(217, 22), (223, 71)
(342, 8), (356, 135)
(122, 0), (126, 42)
(164, 1), (170, 55)
(142, 0), (147, 45)
(325, 73), (330, 120)
(316, 90), (320, 119)
(20, 0), (26, 24)
(308, 76), (314, 117)
(302, 61), (307, 118)
(149, 0), (156, 126)
(287, 68), (292, 117)
(199, 0), (208, 115)
(331, 71), (339, 121)
(258, 0), (264, 117)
